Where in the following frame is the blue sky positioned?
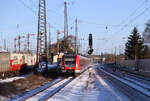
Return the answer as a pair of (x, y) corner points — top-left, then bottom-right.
(1, 0), (150, 54)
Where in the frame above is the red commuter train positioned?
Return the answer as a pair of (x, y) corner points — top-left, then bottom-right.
(61, 53), (90, 76)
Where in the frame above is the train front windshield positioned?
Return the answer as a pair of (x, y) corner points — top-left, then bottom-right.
(65, 56), (76, 67)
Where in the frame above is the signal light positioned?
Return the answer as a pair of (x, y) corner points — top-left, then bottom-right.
(88, 49), (93, 55)
(88, 33), (94, 55)
(89, 33), (92, 49)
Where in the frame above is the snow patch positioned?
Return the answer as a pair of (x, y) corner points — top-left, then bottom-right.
(0, 96), (9, 101)
(0, 77), (25, 83)
(48, 67), (131, 101)
(99, 68), (150, 97)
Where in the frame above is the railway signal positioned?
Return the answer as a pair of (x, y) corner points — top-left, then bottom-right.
(89, 33), (92, 49)
(88, 33), (94, 55)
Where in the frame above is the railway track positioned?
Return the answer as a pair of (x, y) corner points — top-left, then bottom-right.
(125, 72), (150, 83)
(9, 77), (73, 101)
(123, 74), (150, 91)
(96, 66), (150, 101)
(103, 67), (150, 91)
(100, 64), (150, 91)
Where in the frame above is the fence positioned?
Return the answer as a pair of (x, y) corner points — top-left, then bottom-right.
(118, 59), (150, 73)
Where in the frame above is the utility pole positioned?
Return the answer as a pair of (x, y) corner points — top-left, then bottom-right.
(64, 1), (69, 52)
(36, 0), (48, 70)
(14, 38), (17, 52)
(4, 40), (6, 50)
(7, 40), (9, 51)
(27, 34), (30, 52)
(57, 31), (60, 54)
(48, 24), (51, 63)
(18, 35), (21, 52)
(75, 18), (78, 54)
(27, 33), (34, 52)
(135, 36), (138, 71)
(24, 39), (27, 52)
(49, 24), (51, 48)
(135, 42), (137, 61)
(115, 47), (117, 64)
(80, 38), (84, 55)
(18, 35), (24, 53)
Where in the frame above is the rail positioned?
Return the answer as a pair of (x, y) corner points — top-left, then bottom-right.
(96, 67), (150, 101)
(9, 77), (72, 101)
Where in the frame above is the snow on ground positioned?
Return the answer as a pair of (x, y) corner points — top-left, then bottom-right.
(0, 77), (25, 83)
(101, 65), (150, 91)
(10, 78), (62, 101)
(48, 67), (131, 101)
(26, 78), (72, 101)
(0, 96), (9, 101)
(99, 68), (150, 96)
(124, 76), (150, 90)
(0, 73), (33, 83)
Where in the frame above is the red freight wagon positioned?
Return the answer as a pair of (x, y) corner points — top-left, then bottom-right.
(0, 52), (36, 78)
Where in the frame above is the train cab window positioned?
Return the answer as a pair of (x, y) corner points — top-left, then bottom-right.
(13, 56), (18, 64)
(65, 56), (76, 67)
(22, 56), (25, 64)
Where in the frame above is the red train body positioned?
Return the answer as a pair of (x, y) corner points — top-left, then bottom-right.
(61, 53), (90, 76)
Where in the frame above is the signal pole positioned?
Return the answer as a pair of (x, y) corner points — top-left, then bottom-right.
(36, 0), (48, 70)
(75, 18), (78, 54)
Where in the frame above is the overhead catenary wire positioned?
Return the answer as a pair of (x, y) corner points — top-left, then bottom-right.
(17, 0), (37, 14)
(77, 0), (149, 30)
(119, 0), (148, 25)
(115, 0), (150, 34)
(28, 0), (63, 16)
(78, 19), (144, 28)
(17, 0), (62, 32)
(116, 5), (150, 35)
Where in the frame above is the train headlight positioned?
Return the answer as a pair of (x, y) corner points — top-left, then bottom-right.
(76, 64), (78, 68)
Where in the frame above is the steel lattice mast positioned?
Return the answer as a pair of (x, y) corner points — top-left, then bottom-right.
(75, 18), (78, 54)
(64, 1), (68, 52)
(36, 0), (48, 69)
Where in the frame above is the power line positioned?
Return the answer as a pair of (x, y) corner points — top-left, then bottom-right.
(119, 0), (148, 25)
(28, 0), (63, 16)
(78, 19), (144, 27)
(116, 6), (150, 34)
(17, 0), (37, 14)
(114, 0), (150, 34)
(17, 0), (61, 33)
(127, 6), (150, 25)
